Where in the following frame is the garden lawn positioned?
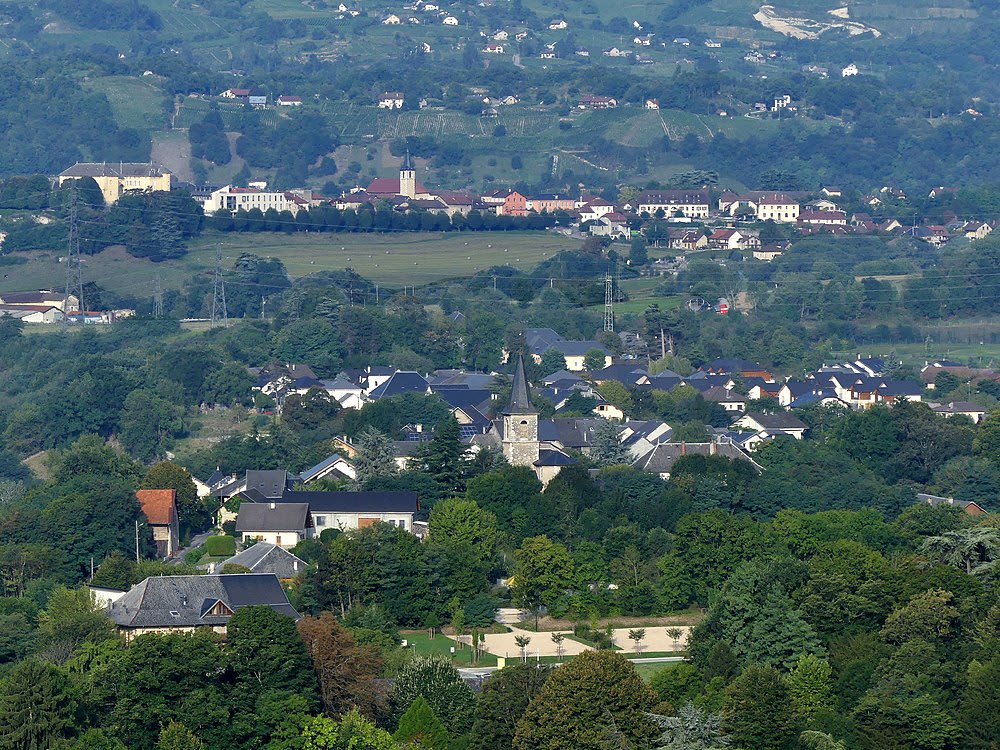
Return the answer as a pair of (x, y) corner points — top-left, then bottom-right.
(403, 631), (498, 667)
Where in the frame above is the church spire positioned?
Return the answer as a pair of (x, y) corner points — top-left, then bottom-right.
(504, 355), (535, 415)
(402, 149), (413, 171)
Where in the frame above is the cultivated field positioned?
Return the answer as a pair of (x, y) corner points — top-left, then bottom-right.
(184, 231), (580, 286)
(2, 231), (580, 298)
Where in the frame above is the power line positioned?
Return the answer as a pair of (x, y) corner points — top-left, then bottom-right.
(63, 187), (84, 325)
(604, 271), (614, 332)
(211, 244), (228, 328)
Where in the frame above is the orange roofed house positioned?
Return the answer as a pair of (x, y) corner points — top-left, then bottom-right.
(136, 489), (180, 558)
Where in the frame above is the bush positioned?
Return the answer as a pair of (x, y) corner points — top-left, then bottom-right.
(204, 535), (236, 557)
(184, 548), (206, 565)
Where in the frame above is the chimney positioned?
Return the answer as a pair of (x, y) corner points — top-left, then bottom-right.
(270, 502), (276, 510)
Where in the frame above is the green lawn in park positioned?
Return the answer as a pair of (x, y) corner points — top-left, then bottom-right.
(402, 632), (499, 667)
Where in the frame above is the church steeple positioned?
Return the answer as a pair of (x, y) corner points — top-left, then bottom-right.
(501, 355), (539, 467)
(399, 150), (416, 198)
(504, 354), (536, 415)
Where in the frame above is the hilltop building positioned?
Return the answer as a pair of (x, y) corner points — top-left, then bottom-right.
(58, 162), (172, 205)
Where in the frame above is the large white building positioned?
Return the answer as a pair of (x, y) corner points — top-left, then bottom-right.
(203, 186), (310, 216)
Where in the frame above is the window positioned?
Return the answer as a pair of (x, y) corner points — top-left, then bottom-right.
(315, 515), (326, 527)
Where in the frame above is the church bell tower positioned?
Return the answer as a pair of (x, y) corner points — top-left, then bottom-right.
(399, 150), (416, 198)
(502, 355), (540, 467)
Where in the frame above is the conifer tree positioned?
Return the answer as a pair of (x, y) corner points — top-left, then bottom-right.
(393, 696), (449, 750)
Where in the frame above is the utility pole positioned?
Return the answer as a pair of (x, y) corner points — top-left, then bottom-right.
(63, 186), (84, 325)
(211, 244), (228, 328)
(153, 269), (164, 319)
(135, 520), (140, 562)
(603, 272), (614, 332)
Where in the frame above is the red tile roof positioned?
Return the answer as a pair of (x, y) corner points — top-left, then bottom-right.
(137, 489), (177, 526)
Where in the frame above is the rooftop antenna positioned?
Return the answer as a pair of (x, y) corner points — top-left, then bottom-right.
(63, 184), (84, 325)
(211, 244), (228, 328)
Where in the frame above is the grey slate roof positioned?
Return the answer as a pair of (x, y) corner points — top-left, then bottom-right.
(246, 470), (293, 498)
(220, 543), (308, 579)
(741, 412), (808, 430)
(235, 502), (311, 532)
(280, 490), (419, 514)
(504, 355), (536, 415)
(368, 371), (430, 399)
(60, 162), (169, 178)
(632, 442), (758, 474)
(108, 573), (299, 628)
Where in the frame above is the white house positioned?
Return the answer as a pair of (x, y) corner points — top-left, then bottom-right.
(842, 63), (859, 77)
(377, 92), (405, 109)
(277, 95), (303, 107)
(549, 19), (568, 30)
(382, 14), (401, 24)
(442, 15), (459, 25)
(203, 186), (309, 216)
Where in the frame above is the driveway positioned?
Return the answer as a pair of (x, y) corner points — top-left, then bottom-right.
(169, 530), (213, 565)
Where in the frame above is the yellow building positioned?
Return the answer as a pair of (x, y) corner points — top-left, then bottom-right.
(58, 162), (172, 205)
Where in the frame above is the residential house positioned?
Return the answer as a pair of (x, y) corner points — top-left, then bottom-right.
(277, 95), (303, 106)
(247, 90), (267, 107)
(703, 386), (748, 413)
(589, 212), (631, 240)
(484, 43), (504, 54)
(220, 88), (250, 100)
(667, 228), (708, 250)
(107, 574), (299, 641)
(383, 14), (401, 24)
(705, 39), (722, 48)
(579, 95), (618, 110)
(235, 501), (312, 548)
(929, 401), (987, 424)
(636, 190), (710, 219)
(442, 15), (459, 25)
(798, 210), (848, 226)
(732, 412), (808, 445)
(603, 47), (630, 58)
(577, 198), (617, 223)
(368, 371), (431, 399)
(136, 489), (179, 558)
(549, 19), (568, 29)
(377, 92), (405, 109)
(631, 441), (758, 480)
(753, 244), (786, 261)
(321, 376), (366, 409)
(59, 163), (172, 205)
(917, 493), (988, 517)
(298, 453), (357, 484)
(821, 186), (843, 198)
(842, 63), (859, 77)
(963, 221), (993, 241)
(644, 98), (660, 109)
(281, 490), (419, 533)
(708, 229), (760, 250)
(209, 542), (308, 581)
(720, 191), (803, 222)
(493, 29), (509, 40)
(700, 358), (774, 379)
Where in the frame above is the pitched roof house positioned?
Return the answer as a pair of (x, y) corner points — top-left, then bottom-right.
(107, 573), (298, 641)
(235, 502), (313, 549)
(210, 542), (308, 580)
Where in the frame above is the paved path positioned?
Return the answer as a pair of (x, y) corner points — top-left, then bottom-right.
(169, 530), (213, 565)
(457, 620), (691, 659)
(457, 655), (685, 679)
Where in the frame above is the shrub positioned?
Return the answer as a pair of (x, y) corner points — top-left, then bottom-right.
(204, 535), (236, 557)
